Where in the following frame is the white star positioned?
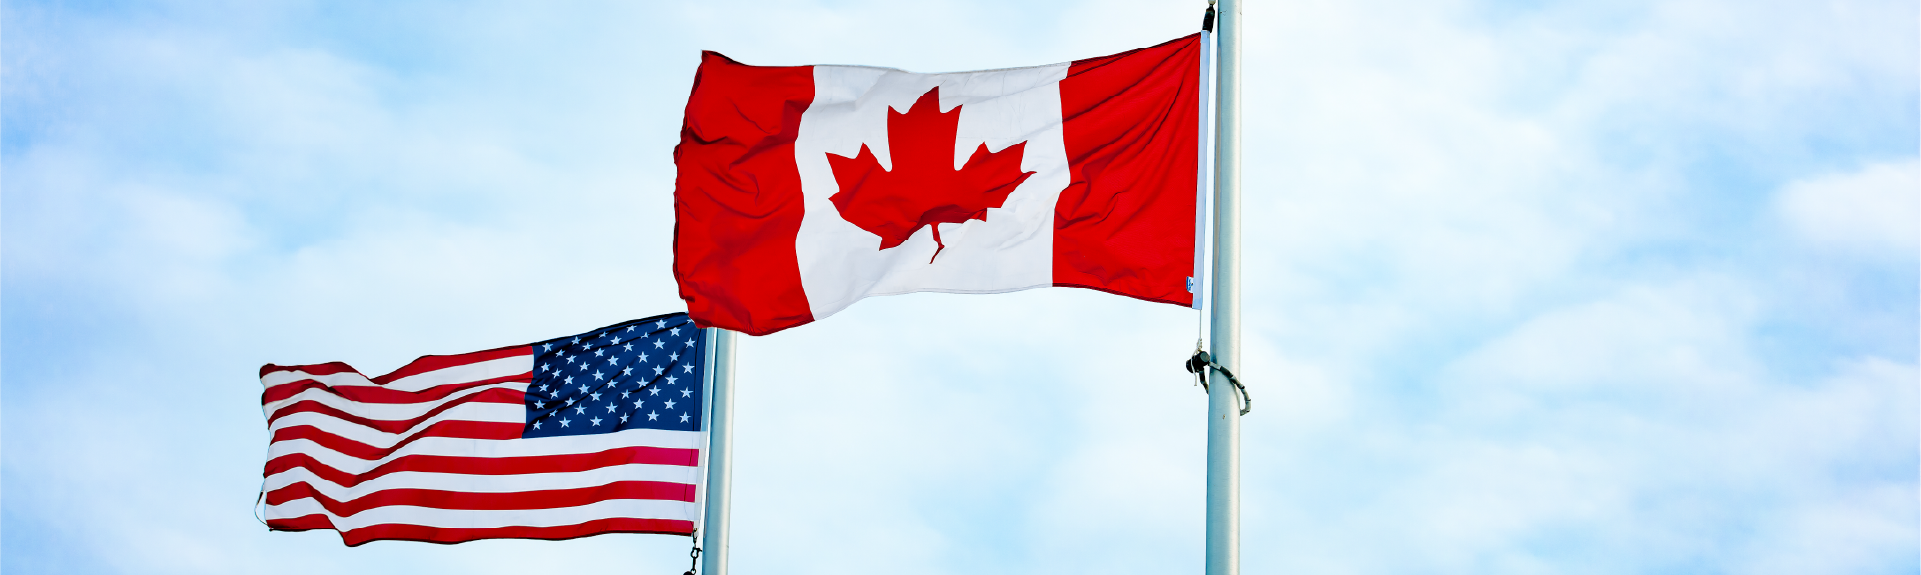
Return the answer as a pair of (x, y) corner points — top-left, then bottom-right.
(564, 355), (576, 364)
(680, 413), (691, 423)
(561, 418), (571, 427)
(621, 390), (631, 399)
(654, 339), (666, 349)
(590, 417), (602, 426)
(627, 325), (637, 332)
(594, 349), (605, 357)
(578, 362), (589, 371)
(685, 339), (695, 347)
(670, 352), (680, 361)
(648, 411), (660, 421)
(670, 327), (682, 336)
(656, 320), (667, 329)
(579, 384), (590, 393)
(566, 398), (575, 406)
(622, 366), (633, 376)
(539, 363), (549, 372)
(564, 376), (574, 385)
(611, 336), (622, 345)
(575, 405), (587, 414)
(543, 343), (554, 351)
(634, 399), (644, 408)
(681, 388), (693, 398)
(590, 392), (602, 401)
(664, 399), (677, 409)
(607, 356), (619, 366)
(637, 353), (649, 363)
(535, 401), (546, 408)
(666, 375), (678, 385)
(534, 421), (543, 429)
(593, 371), (605, 381)
(623, 343), (634, 352)
(572, 337), (581, 344)
(684, 364), (696, 374)
(653, 366), (665, 376)
(606, 403), (617, 413)
(620, 414), (629, 423)
(649, 387), (662, 396)
(538, 384), (549, 391)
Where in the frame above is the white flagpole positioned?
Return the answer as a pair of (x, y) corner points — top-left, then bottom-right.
(701, 328), (738, 575)
(1205, 0), (1242, 573)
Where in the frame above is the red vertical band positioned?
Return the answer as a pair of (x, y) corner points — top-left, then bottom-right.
(1055, 34), (1201, 308)
(673, 52), (817, 335)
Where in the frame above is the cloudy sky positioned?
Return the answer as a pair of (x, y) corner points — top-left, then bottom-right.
(3, 0), (1915, 573)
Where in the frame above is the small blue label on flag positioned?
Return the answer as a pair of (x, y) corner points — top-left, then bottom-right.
(1187, 276), (1197, 293)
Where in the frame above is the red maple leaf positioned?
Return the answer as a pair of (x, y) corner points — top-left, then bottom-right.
(828, 86), (1036, 263)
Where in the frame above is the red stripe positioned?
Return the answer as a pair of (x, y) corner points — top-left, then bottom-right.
(371, 346), (532, 385)
(266, 387), (525, 431)
(264, 446), (700, 487)
(261, 372), (530, 406)
(1055, 34), (1201, 308)
(269, 421), (523, 461)
(265, 480), (695, 515)
(267, 516), (694, 546)
(261, 346), (534, 388)
(261, 346), (531, 388)
(672, 51), (816, 336)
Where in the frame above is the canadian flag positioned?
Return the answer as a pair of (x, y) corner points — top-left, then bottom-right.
(674, 35), (1204, 336)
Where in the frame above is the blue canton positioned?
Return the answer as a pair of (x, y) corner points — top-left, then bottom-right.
(523, 313), (707, 437)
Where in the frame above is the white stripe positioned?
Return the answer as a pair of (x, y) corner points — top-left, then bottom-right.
(1191, 30), (1212, 310)
(264, 497), (699, 529)
(267, 402), (526, 446)
(269, 429), (705, 472)
(261, 369), (374, 390)
(384, 356), (532, 393)
(262, 355), (532, 393)
(265, 463), (699, 498)
(269, 402), (696, 454)
(266, 382), (528, 422)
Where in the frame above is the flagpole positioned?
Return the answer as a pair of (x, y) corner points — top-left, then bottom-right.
(701, 328), (738, 575)
(1205, 0), (1242, 573)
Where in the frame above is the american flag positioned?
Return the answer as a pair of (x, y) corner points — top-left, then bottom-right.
(259, 313), (710, 546)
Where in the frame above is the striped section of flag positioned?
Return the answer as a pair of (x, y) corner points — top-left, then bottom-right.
(260, 314), (708, 546)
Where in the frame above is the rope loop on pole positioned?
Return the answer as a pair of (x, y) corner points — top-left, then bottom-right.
(1185, 350), (1250, 415)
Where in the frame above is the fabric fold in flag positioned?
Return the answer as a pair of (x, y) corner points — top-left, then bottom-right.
(259, 313), (710, 546)
(674, 34), (1204, 336)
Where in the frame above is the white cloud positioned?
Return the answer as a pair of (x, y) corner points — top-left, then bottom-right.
(1236, 279), (1917, 574)
(1777, 159), (1920, 257)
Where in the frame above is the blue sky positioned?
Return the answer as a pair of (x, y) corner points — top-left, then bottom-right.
(3, 0), (1915, 573)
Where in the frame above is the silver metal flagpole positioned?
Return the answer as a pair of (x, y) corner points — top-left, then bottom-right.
(701, 328), (738, 575)
(1205, 0), (1242, 573)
